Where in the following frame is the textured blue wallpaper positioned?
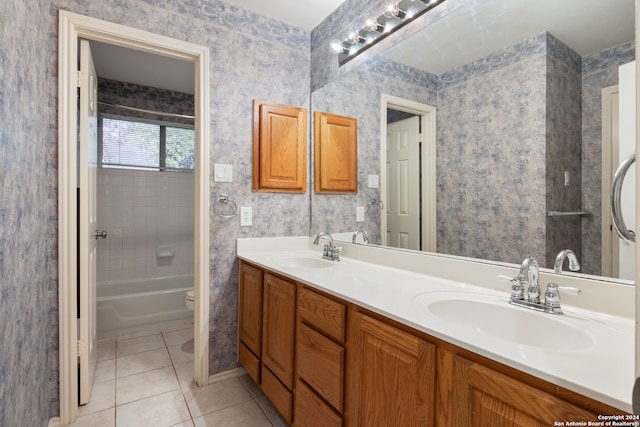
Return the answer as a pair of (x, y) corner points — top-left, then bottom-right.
(1, 0), (54, 426)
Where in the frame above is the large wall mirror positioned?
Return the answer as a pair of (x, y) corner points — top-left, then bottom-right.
(310, 0), (635, 281)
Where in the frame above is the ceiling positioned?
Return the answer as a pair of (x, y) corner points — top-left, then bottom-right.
(90, 0), (635, 94)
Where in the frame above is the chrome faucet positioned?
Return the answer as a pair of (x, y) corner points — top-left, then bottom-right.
(508, 256), (581, 315)
(313, 232), (340, 261)
(513, 257), (540, 303)
(554, 249), (580, 274)
(352, 230), (368, 244)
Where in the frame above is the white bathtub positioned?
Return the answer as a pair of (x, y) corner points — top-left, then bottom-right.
(97, 274), (193, 340)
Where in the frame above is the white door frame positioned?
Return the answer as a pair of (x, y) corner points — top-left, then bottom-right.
(601, 85), (620, 278)
(58, 10), (210, 425)
(380, 94), (436, 251)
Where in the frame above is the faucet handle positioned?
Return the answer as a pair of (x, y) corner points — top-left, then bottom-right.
(544, 283), (582, 312)
(497, 275), (525, 300)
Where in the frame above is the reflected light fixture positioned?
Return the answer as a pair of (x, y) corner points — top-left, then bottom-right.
(330, 0), (445, 65)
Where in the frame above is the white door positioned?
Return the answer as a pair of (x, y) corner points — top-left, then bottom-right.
(386, 116), (421, 250)
(78, 39), (99, 405)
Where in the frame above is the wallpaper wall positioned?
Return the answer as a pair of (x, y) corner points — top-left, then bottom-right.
(0, 0), (54, 426)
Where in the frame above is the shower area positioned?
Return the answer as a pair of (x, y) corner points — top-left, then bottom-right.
(94, 74), (196, 340)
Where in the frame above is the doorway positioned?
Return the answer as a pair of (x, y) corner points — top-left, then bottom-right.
(58, 10), (210, 425)
(380, 94), (437, 252)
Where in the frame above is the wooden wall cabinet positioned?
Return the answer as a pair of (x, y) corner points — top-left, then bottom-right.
(314, 111), (357, 193)
(253, 100), (307, 192)
(346, 311), (436, 427)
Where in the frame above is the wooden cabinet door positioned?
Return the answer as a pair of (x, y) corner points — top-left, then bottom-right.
(238, 262), (263, 356)
(262, 273), (296, 389)
(253, 100), (307, 192)
(346, 312), (436, 427)
(436, 349), (597, 426)
(314, 111), (357, 193)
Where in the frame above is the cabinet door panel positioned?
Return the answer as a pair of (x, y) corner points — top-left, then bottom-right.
(262, 273), (296, 389)
(437, 349), (597, 426)
(238, 262), (263, 356)
(347, 312), (436, 427)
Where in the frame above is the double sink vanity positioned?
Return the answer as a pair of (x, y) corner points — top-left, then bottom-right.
(236, 236), (634, 426)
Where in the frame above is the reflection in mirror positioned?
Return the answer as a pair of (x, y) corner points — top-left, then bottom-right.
(310, 0), (635, 280)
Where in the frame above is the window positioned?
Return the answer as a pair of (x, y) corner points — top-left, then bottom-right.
(101, 116), (195, 172)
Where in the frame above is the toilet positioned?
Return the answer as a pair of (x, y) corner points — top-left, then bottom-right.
(185, 290), (194, 310)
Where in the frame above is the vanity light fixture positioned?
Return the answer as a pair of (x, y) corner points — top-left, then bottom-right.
(330, 0), (446, 65)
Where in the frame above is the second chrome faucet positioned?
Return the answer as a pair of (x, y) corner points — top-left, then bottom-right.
(314, 232), (340, 261)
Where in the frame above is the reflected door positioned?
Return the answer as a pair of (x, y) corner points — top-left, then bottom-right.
(386, 116), (420, 250)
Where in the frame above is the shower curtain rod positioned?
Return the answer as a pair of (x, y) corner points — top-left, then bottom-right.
(98, 101), (195, 120)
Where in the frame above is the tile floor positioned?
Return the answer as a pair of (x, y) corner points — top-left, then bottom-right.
(69, 325), (288, 427)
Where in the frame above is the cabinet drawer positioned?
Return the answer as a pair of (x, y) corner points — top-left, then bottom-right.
(238, 342), (260, 384)
(298, 287), (345, 343)
(262, 365), (293, 423)
(294, 380), (343, 427)
(297, 323), (344, 412)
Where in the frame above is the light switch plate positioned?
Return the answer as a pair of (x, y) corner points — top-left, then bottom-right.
(240, 206), (252, 226)
(356, 206), (365, 222)
(214, 163), (233, 182)
(368, 174), (380, 188)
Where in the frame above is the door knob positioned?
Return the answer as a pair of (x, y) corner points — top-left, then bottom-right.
(94, 230), (107, 239)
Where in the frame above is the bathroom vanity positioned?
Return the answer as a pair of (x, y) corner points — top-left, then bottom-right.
(236, 237), (634, 426)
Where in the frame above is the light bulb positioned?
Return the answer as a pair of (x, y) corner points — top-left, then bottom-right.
(383, 3), (407, 19)
(364, 17), (384, 33)
(346, 28), (365, 45)
(329, 39), (348, 54)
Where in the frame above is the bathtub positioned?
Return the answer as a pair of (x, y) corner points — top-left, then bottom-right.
(97, 274), (194, 340)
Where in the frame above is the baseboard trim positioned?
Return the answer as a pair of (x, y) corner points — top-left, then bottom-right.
(208, 367), (246, 384)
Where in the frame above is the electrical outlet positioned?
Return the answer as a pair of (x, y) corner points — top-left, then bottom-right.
(240, 207), (252, 226)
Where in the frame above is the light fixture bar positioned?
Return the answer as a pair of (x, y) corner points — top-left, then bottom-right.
(330, 0), (445, 65)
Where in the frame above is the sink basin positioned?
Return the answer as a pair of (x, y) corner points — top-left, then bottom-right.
(413, 292), (595, 351)
(275, 255), (333, 269)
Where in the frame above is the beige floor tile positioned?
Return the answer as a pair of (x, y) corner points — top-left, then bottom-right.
(192, 400), (272, 427)
(116, 347), (171, 378)
(169, 421), (195, 427)
(97, 339), (116, 362)
(94, 358), (116, 384)
(255, 396), (288, 427)
(116, 390), (191, 427)
(116, 366), (180, 405)
(238, 374), (264, 399)
(168, 341), (194, 365)
(183, 377), (253, 417)
(117, 333), (165, 356)
(174, 360), (195, 388)
(68, 408), (115, 427)
(78, 380), (115, 417)
(163, 327), (194, 347)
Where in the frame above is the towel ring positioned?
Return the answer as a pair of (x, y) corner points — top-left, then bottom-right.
(214, 195), (238, 218)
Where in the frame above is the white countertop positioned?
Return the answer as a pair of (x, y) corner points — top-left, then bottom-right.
(236, 237), (635, 412)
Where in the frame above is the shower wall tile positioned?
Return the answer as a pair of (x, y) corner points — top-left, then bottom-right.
(97, 169), (195, 282)
(1, 0), (55, 425)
